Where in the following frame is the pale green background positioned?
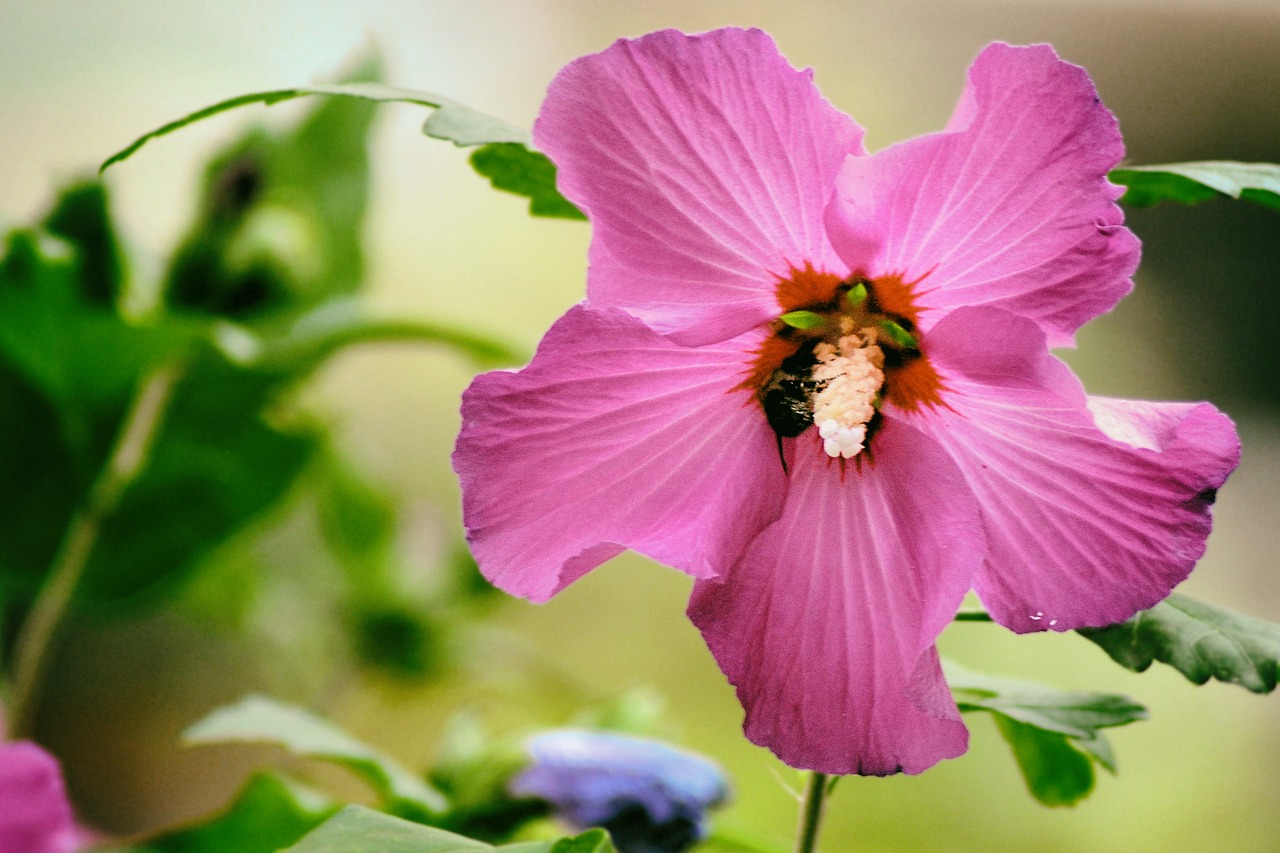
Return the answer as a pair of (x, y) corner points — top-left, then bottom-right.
(2, 1), (1278, 851)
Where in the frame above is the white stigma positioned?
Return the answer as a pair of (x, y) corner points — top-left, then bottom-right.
(812, 324), (885, 459)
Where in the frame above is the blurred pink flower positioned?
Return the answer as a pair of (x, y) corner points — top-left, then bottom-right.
(453, 29), (1240, 775)
(0, 741), (83, 853)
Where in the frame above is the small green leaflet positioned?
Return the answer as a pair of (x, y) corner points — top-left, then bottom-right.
(184, 695), (447, 814)
(470, 144), (586, 221)
(778, 311), (825, 330)
(129, 772), (336, 853)
(1078, 593), (1280, 694)
(945, 661), (1147, 807)
(281, 806), (617, 853)
(102, 83), (529, 172)
(1111, 161), (1280, 211)
(990, 717), (1095, 809)
(878, 319), (917, 349)
(544, 830), (618, 853)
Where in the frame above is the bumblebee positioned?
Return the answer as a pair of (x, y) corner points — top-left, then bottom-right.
(759, 341), (826, 470)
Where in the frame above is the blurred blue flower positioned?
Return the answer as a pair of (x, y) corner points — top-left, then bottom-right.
(511, 729), (729, 853)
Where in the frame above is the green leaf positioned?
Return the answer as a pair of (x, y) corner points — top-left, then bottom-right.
(878, 319), (918, 349)
(77, 352), (318, 602)
(102, 84), (529, 173)
(468, 143), (586, 221)
(1111, 161), (1280, 210)
(0, 360), (80, 605)
(427, 713), (545, 843)
(281, 806), (489, 853)
(0, 227), (196, 446)
(350, 604), (444, 681)
(0, 225), (209, 604)
(161, 53), (385, 318)
(992, 717), (1095, 808)
(547, 830), (617, 853)
(315, 448), (397, 573)
(1077, 593), (1280, 693)
(569, 686), (667, 735)
(778, 310), (825, 330)
(184, 695), (446, 814)
(142, 772), (336, 853)
(946, 661), (1147, 806)
(947, 664), (1148, 740)
(42, 179), (126, 306)
(281, 806), (614, 853)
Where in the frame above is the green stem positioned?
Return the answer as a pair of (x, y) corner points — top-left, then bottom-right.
(8, 362), (183, 739)
(242, 317), (525, 371)
(952, 611), (994, 622)
(795, 771), (829, 853)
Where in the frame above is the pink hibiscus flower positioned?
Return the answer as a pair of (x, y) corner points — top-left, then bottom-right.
(453, 28), (1240, 775)
(0, 741), (84, 853)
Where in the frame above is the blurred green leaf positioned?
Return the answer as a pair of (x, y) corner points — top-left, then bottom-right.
(469, 143), (585, 221)
(0, 225), (206, 604)
(161, 53), (385, 318)
(0, 227), (195, 450)
(1112, 161), (1280, 210)
(137, 772), (336, 853)
(991, 717), (1095, 808)
(76, 352), (317, 602)
(428, 713), (546, 844)
(184, 695), (447, 815)
(350, 603), (444, 681)
(315, 447), (397, 572)
(569, 687), (667, 736)
(546, 830), (617, 853)
(282, 806), (615, 852)
(1078, 593), (1280, 694)
(0, 361), (79, 604)
(312, 451), (450, 680)
(946, 661), (1147, 806)
(172, 533), (268, 633)
(42, 180), (125, 306)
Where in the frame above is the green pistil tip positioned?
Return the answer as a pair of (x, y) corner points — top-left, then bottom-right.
(780, 310), (826, 330)
(846, 282), (868, 307)
(879, 319), (918, 349)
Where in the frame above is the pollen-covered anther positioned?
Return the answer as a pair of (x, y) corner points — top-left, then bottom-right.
(811, 329), (885, 459)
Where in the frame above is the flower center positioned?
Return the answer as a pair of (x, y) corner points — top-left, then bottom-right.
(812, 323), (885, 458)
(741, 265), (942, 463)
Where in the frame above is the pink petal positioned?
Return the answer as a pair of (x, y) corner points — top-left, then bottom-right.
(453, 305), (787, 603)
(688, 423), (984, 775)
(827, 42), (1138, 347)
(912, 307), (1241, 633)
(535, 28), (864, 346)
(0, 742), (80, 853)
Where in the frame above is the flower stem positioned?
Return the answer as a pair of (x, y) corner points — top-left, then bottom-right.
(8, 362), (183, 739)
(952, 610), (994, 622)
(794, 771), (830, 853)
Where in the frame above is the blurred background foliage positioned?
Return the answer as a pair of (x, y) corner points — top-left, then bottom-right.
(0, 1), (1277, 852)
